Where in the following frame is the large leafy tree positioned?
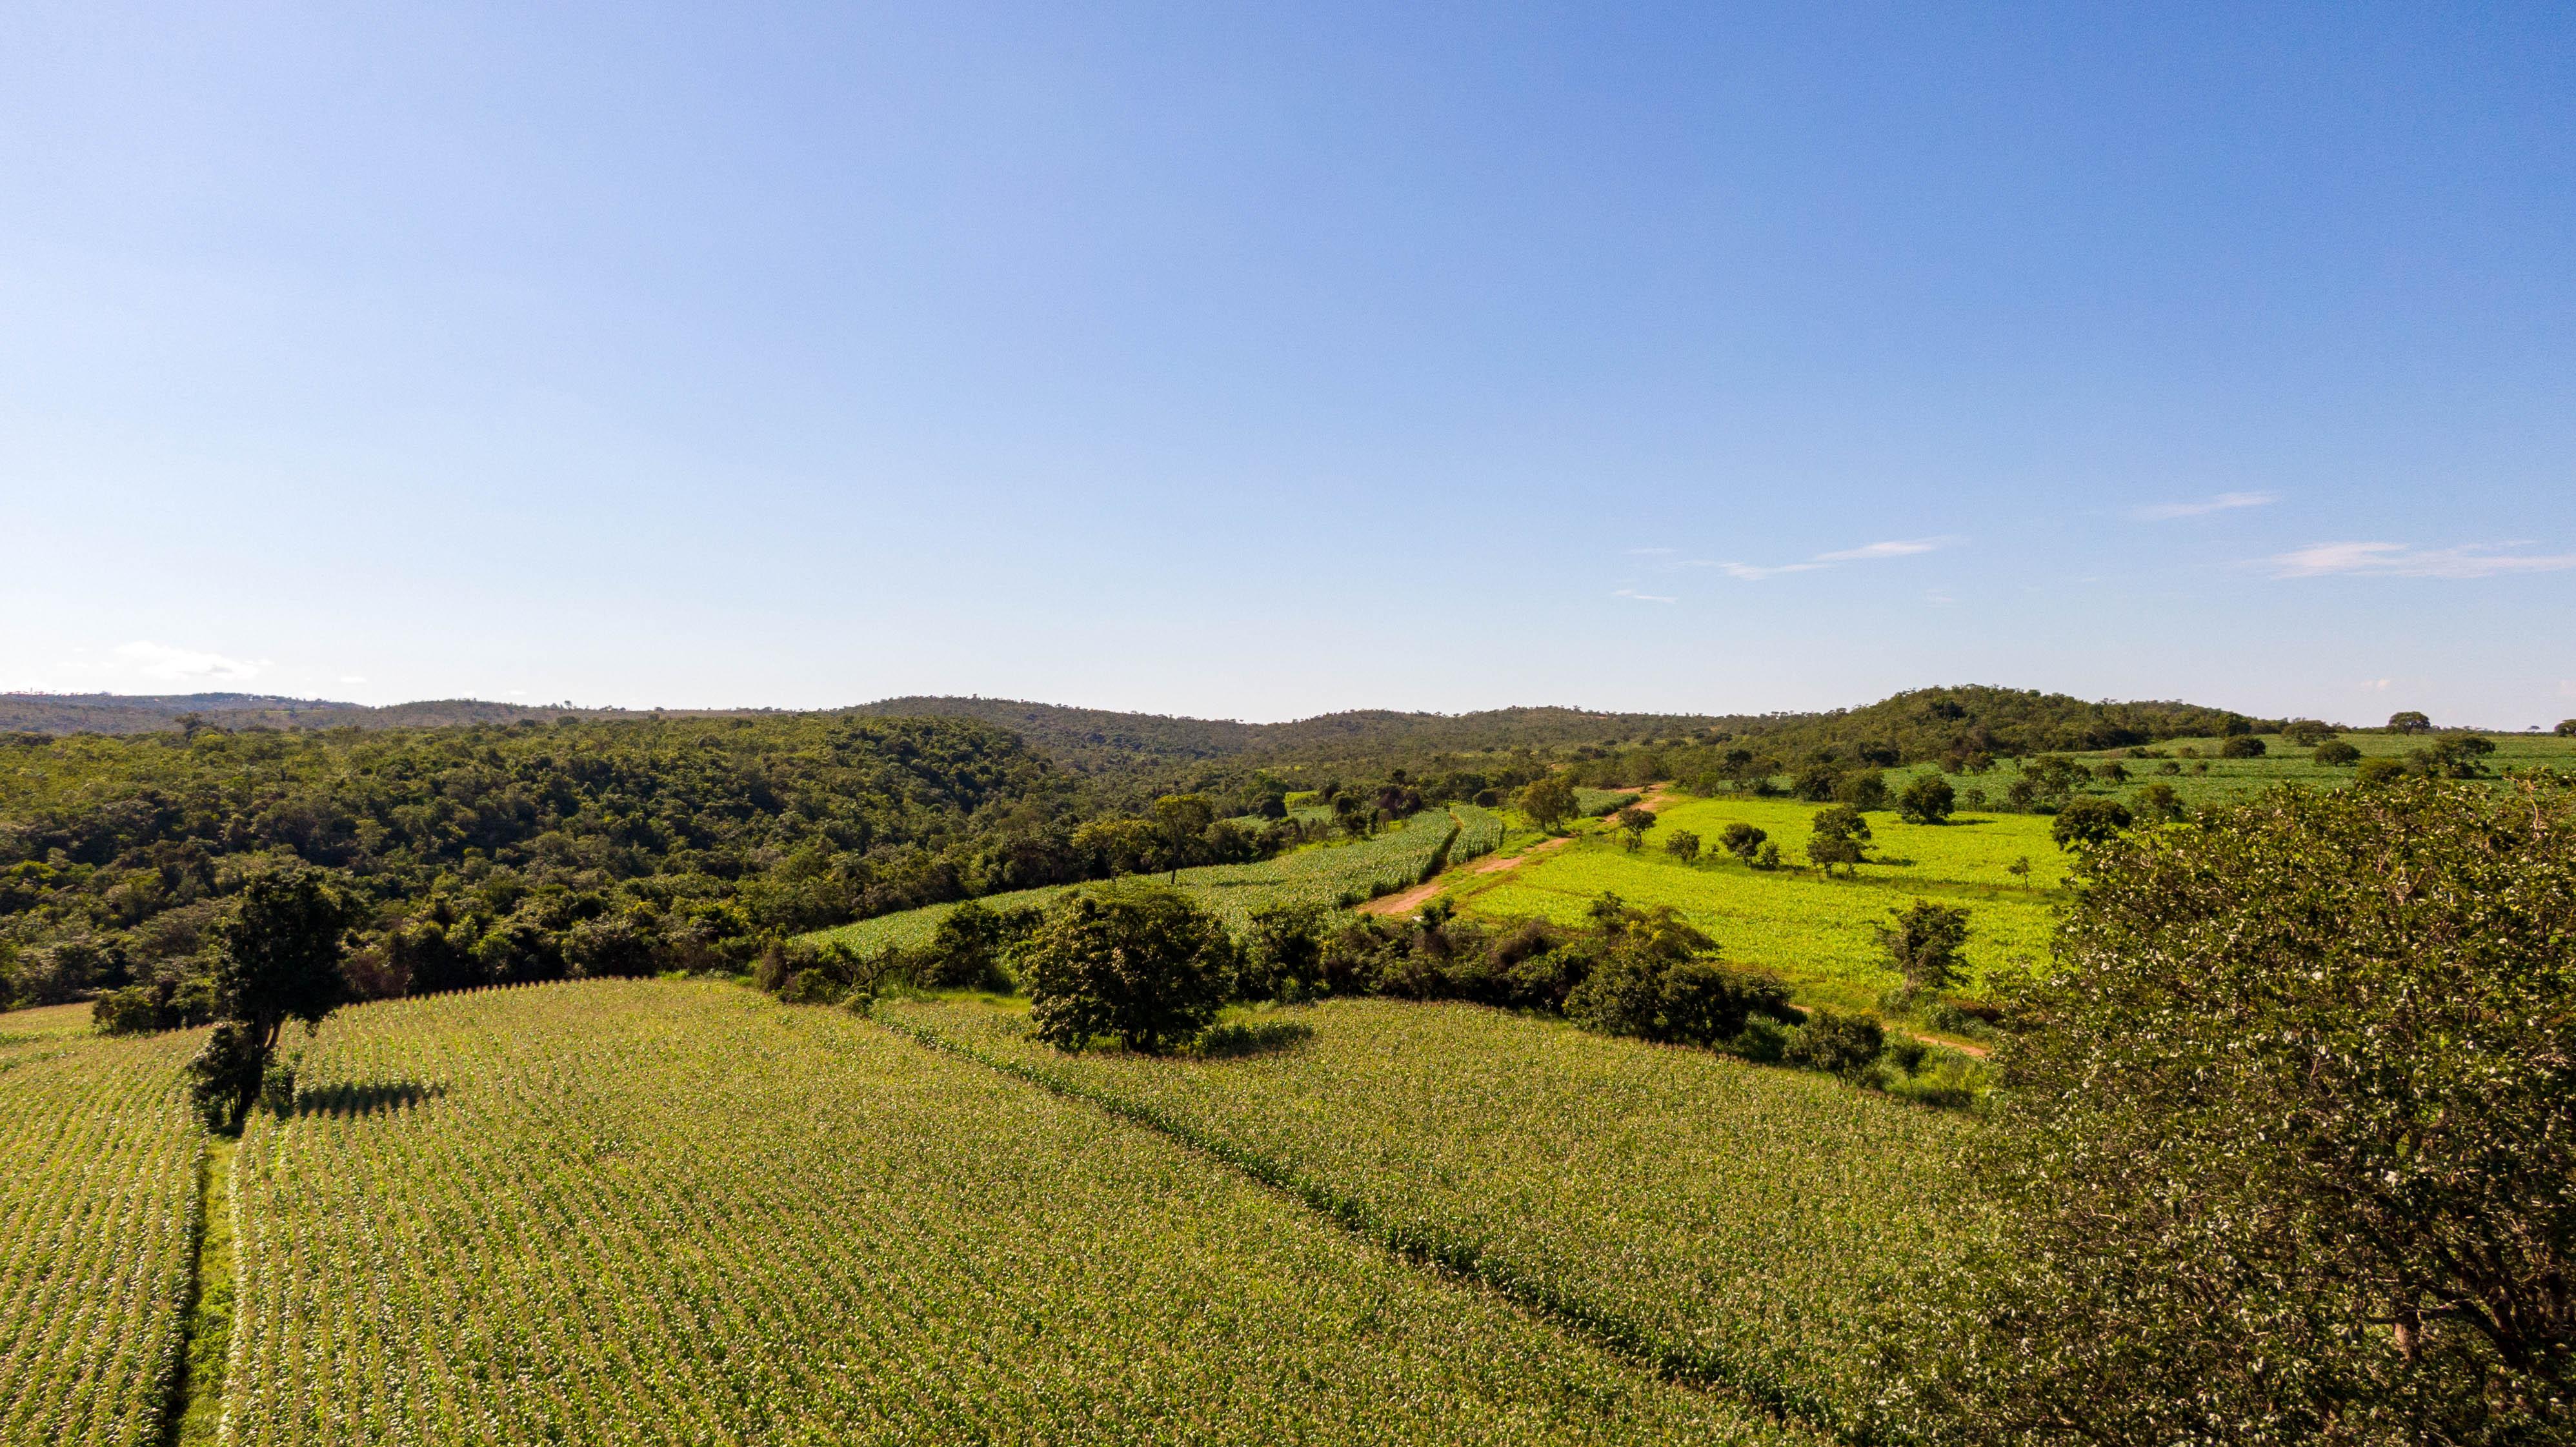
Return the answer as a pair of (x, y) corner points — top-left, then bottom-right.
(1891, 778), (2576, 1446)
(1023, 887), (1231, 1053)
(187, 869), (355, 1130)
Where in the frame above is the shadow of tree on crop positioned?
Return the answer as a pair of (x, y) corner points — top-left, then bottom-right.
(293, 1081), (448, 1118)
(1187, 1020), (1314, 1060)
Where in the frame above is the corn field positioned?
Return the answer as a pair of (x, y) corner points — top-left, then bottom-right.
(884, 994), (1982, 1438)
(816, 805), (1479, 956)
(1, 1023), (205, 1447)
(219, 980), (1800, 1445)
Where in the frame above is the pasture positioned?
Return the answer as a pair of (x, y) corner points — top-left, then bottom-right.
(1451, 798), (2065, 1008)
(217, 980), (1792, 1445)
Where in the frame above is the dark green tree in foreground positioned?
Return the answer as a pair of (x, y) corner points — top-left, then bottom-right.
(1023, 887), (1231, 1053)
(186, 870), (354, 1131)
(1720, 822), (1768, 865)
(1887, 778), (2576, 1446)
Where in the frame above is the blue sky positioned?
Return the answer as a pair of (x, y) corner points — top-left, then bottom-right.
(3, 3), (2570, 725)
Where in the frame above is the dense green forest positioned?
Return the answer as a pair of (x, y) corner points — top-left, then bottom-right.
(0, 683), (2479, 1019)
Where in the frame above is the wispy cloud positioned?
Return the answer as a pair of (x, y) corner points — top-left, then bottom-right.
(1626, 546), (1675, 556)
(110, 642), (268, 683)
(2268, 541), (2576, 580)
(1613, 587), (1677, 603)
(1715, 536), (1960, 582)
(2130, 491), (2277, 521)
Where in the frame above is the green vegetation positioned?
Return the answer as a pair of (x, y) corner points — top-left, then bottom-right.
(885, 994), (1975, 1438)
(0, 1024), (203, 1447)
(1452, 797), (2064, 1009)
(223, 980), (1789, 1444)
(1891, 776), (2576, 1445)
(810, 804), (1494, 955)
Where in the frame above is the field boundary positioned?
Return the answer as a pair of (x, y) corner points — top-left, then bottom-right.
(878, 1011), (1851, 1443)
(162, 1135), (238, 1447)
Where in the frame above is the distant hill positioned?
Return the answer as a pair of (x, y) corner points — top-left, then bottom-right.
(0, 693), (752, 735)
(1726, 685), (2275, 764)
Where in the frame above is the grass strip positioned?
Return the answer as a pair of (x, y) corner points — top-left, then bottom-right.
(878, 1012), (1854, 1443)
(165, 1135), (238, 1446)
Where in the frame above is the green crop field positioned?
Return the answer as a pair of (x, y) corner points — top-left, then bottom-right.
(0, 1020), (205, 1447)
(884, 994), (1974, 1439)
(1452, 798), (2066, 1009)
(810, 804), (1500, 955)
(1896, 730), (2576, 814)
(223, 980), (1793, 1446)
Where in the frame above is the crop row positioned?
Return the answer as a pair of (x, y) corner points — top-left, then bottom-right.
(0, 1025), (205, 1447)
(883, 994), (1980, 1440)
(812, 806), (1478, 956)
(221, 980), (1798, 1445)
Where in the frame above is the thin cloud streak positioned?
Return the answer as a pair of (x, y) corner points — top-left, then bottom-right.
(2268, 541), (2576, 580)
(2131, 491), (2277, 521)
(1718, 536), (1960, 582)
(1613, 587), (1678, 603)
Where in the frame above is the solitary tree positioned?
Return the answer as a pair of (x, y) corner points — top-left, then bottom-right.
(2388, 709), (2433, 734)
(2005, 855), (2033, 890)
(2050, 796), (2133, 853)
(1023, 887), (1231, 1053)
(1809, 805), (1871, 876)
(1879, 900), (1971, 993)
(1517, 775), (1578, 835)
(1611, 805), (1656, 850)
(1890, 777), (2576, 1445)
(187, 870), (354, 1131)
(1150, 794), (1216, 882)
(1720, 822), (1768, 865)
(1662, 829), (1702, 863)
(1897, 774), (1957, 824)
(2559, 719), (2576, 738)
(2219, 735), (2267, 759)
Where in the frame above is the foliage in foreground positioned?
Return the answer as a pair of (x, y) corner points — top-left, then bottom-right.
(0, 1025), (204, 1447)
(1890, 778), (2576, 1446)
(224, 981), (1785, 1444)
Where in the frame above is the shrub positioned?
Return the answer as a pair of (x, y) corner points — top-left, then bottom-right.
(1024, 887), (1233, 1053)
(1897, 774), (1956, 824)
(1662, 829), (1702, 862)
(2219, 735), (2266, 759)
(2313, 738), (2361, 766)
(1720, 822), (1768, 864)
(2282, 718), (2337, 746)
(1566, 951), (1794, 1049)
(2130, 782), (2184, 824)
(1892, 776), (2576, 1445)
(1834, 769), (1890, 811)
(1783, 1008), (1884, 1078)
(2356, 756), (2412, 787)
(2049, 796), (2132, 853)
(1879, 900), (1971, 993)
(1611, 805), (1656, 850)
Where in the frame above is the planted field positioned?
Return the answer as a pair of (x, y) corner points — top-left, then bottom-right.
(1453, 798), (2064, 1007)
(883, 995), (1977, 1440)
(1897, 730), (2576, 813)
(0, 1023), (205, 1447)
(223, 980), (1798, 1445)
(812, 805), (1499, 955)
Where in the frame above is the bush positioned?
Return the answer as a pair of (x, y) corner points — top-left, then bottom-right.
(1720, 822), (1767, 864)
(2282, 718), (2337, 747)
(2313, 738), (2360, 766)
(2130, 782), (2184, 824)
(2219, 735), (2266, 759)
(1783, 1008), (1884, 1078)
(1898, 774), (1957, 824)
(1024, 887), (1233, 1053)
(2356, 756), (2412, 787)
(1834, 769), (1890, 811)
(1879, 900), (1971, 993)
(1566, 951), (1794, 1048)
(1891, 776), (2576, 1444)
(1661, 829), (1702, 862)
(2049, 796), (2131, 852)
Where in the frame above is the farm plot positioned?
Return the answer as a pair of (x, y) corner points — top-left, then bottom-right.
(1451, 798), (2064, 1007)
(0, 1024), (206, 1447)
(221, 980), (1800, 1446)
(811, 805), (1493, 956)
(883, 995), (1978, 1441)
